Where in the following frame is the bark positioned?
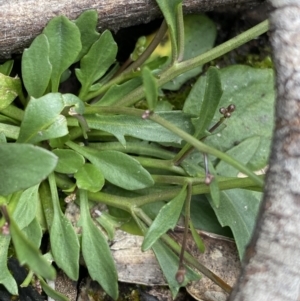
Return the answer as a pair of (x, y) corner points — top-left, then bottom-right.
(229, 1), (300, 300)
(0, 0), (264, 59)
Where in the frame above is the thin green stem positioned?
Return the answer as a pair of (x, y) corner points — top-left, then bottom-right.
(0, 123), (20, 140)
(89, 142), (174, 160)
(161, 232), (232, 293)
(83, 106), (263, 186)
(134, 208), (231, 292)
(1, 105), (24, 122)
(88, 176), (262, 210)
(178, 183), (192, 269)
(149, 113), (263, 187)
(173, 116), (226, 165)
(151, 175), (205, 185)
(132, 156), (186, 175)
(116, 20), (269, 107)
(122, 20), (168, 75)
(176, 3), (185, 62)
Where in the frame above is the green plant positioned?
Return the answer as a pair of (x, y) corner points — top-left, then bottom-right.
(0, 1), (272, 300)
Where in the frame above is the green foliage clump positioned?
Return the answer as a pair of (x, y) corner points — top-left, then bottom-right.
(0, 2), (271, 300)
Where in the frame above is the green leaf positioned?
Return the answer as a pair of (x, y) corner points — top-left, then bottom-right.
(61, 93), (85, 115)
(43, 16), (81, 92)
(163, 14), (216, 90)
(0, 123), (19, 140)
(0, 144), (57, 196)
(85, 111), (194, 147)
(155, 0), (182, 59)
(21, 34), (52, 97)
(49, 174), (80, 280)
(12, 184), (39, 230)
(214, 189), (261, 259)
(95, 77), (142, 106)
(76, 30), (117, 100)
(74, 10), (100, 62)
(190, 195), (233, 237)
(53, 149), (85, 174)
(79, 189), (118, 300)
(8, 211), (56, 280)
(0, 235), (18, 295)
(189, 220), (205, 253)
(142, 185), (186, 251)
(214, 136), (262, 259)
(207, 158), (220, 208)
(151, 239), (200, 299)
(22, 217), (43, 248)
(0, 73), (23, 110)
(0, 60), (14, 76)
(142, 67), (158, 110)
(95, 212), (125, 240)
(216, 136), (261, 177)
(205, 65), (275, 170)
(194, 67), (223, 136)
(38, 276), (68, 301)
(66, 141), (154, 190)
(17, 93), (68, 143)
(74, 163), (105, 192)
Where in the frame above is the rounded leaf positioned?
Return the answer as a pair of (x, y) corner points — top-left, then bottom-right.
(53, 149), (85, 174)
(74, 163), (104, 192)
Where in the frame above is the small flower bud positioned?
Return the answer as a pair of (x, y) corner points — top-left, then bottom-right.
(175, 267), (186, 284)
(227, 104), (236, 113)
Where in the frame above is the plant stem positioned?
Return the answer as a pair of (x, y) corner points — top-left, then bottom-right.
(135, 208), (231, 292)
(176, 3), (185, 62)
(83, 105), (263, 186)
(1, 105), (24, 122)
(132, 156), (186, 175)
(173, 116), (226, 165)
(122, 20), (168, 75)
(89, 142), (174, 160)
(149, 113), (264, 187)
(116, 19), (269, 107)
(87, 176), (262, 210)
(161, 232), (232, 293)
(178, 183), (192, 271)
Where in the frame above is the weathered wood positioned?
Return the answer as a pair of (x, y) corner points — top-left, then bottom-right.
(229, 0), (300, 300)
(0, 0), (264, 59)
